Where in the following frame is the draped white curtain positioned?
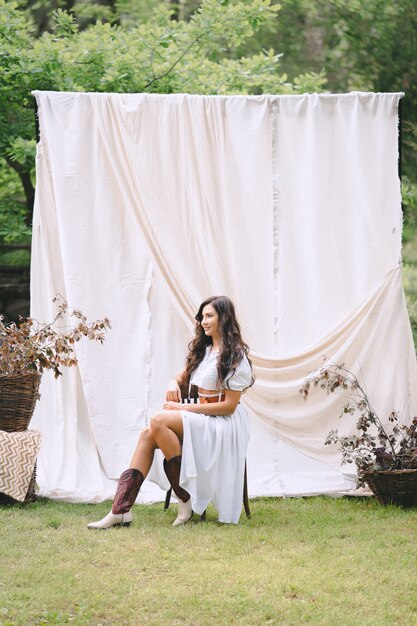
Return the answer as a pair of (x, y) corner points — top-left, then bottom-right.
(31, 90), (417, 502)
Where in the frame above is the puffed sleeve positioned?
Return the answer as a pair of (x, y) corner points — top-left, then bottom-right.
(223, 355), (253, 391)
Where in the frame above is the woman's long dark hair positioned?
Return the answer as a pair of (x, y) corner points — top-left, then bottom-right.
(182, 296), (254, 390)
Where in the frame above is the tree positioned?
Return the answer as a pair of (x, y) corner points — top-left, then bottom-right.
(0, 0), (327, 241)
(235, 0), (417, 176)
(230, 0), (417, 230)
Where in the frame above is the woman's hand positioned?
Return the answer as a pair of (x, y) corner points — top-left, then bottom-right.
(163, 401), (182, 411)
(166, 379), (182, 402)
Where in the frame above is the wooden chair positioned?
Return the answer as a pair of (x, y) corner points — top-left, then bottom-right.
(164, 383), (251, 520)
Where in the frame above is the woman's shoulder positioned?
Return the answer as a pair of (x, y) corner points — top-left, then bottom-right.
(224, 351), (252, 391)
(233, 351), (251, 371)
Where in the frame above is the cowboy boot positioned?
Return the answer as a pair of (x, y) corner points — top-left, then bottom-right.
(163, 455), (192, 527)
(87, 468), (144, 530)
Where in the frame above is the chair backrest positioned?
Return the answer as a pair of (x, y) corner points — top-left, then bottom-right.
(179, 383), (199, 404)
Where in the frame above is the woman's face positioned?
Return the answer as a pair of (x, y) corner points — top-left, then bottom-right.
(201, 304), (220, 340)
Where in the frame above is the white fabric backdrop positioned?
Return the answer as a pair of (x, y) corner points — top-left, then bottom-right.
(31, 90), (417, 503)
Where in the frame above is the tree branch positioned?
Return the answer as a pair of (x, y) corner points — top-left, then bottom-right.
(142, 30), (210, 90)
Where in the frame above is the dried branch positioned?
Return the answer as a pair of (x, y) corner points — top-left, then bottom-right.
(300, 359), (417, 486)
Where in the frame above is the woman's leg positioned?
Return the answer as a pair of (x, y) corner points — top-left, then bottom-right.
(112, 427), (160, 513)
(87, 427), (159, 529)
(149, 410), (183, 459)
(150, 411), (192, 526)
(129, 427), (158, 477)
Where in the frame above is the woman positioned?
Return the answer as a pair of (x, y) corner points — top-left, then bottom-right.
(87, 295), (254, 528)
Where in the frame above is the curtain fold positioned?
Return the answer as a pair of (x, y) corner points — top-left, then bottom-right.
(30, 90), (417, 501)
(245, 266), (417, 466)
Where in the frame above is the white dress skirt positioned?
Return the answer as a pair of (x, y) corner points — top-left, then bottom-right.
(179, 348), (252, 524)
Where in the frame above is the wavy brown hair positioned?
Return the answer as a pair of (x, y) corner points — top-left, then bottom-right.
(182, 296), (254, 391)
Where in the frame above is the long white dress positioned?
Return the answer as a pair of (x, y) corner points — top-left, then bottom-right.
(179, 348), (252, 524)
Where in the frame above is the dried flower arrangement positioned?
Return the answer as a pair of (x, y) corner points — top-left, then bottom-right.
(0, 294), (111, 378)
(300, 361), (417, 488)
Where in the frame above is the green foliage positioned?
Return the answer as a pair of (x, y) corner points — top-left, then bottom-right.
(0, 206), (32, 242)
(2, 0), (416, 245)
(71, 1), (114, 27)
(0, 0), (327, 242)
(0, 160), (32, 242)
(403, 261), (417, 351)
(234, 0), (417, 250)
(115, 0), (168, 25)
(242, 0), (417, 177)
(6, 137), (36, 170)
(0, 248), (30, 265)
(51, 7), (79, 36)
(402, 177), (417, 244)
(0, 2), (35, 149)
(401, 125), (417, 244)
(1, 0), (295, 99)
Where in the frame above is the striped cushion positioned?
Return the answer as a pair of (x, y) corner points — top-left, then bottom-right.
(0, 430), (41, 502)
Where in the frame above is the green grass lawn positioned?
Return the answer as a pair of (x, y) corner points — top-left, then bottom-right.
(0, 496), (416, 626)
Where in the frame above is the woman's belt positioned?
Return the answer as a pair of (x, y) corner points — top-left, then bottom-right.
(198, 391), (225, 404)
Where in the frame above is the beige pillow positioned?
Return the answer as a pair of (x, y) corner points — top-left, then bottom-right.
(0, 430), (41, 501)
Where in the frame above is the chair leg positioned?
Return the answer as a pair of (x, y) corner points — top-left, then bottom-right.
(164, 487), (172, 510)
(243, 460), (251, 518)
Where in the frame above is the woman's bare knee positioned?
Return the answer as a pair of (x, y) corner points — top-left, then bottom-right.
(150, 411), (168, 435)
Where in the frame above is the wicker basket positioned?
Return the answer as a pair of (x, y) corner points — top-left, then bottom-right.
(0, 373), (41, 432)
(364, 469), (417, 508)
(0, 373), (41, 503)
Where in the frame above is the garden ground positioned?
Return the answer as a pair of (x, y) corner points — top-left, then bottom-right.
(0, 496), (416, 625)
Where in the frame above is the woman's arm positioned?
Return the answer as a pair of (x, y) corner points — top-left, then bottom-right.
(165, 370), (187, 402)
(163, 389), (242, 415)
